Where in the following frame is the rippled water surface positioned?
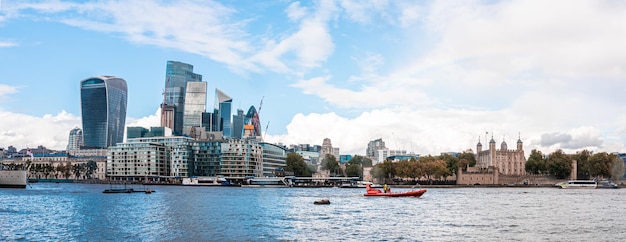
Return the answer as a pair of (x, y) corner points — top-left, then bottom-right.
(2, 183), (625, 241)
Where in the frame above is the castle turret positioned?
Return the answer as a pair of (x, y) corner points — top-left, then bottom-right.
(517, 133), (523, 151)
(501, 139), (507, 151)
(477, 136), (482, 153)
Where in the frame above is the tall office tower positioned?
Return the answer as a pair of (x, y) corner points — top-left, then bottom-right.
(66, 127), (83, 151)
(244, 105), (262, 137)
(232, 109), (245, 139)
(161, 61), (202, 135)
(80, 76), (128, 148)
(215, 89), (232, 138)
(182, 81), (207, 132)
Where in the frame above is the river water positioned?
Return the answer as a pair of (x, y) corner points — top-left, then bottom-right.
(1, 183), (625, 241)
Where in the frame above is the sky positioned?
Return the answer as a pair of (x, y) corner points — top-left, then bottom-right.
(1, 0), (626, 157)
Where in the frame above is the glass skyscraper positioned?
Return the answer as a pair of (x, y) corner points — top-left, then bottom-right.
(244, 105), (262, 137)
(80, 76), (128, 148)
(162, 61), (203, 135)
(182, 81), (207, 130)
(231, 109), (245, 139)
(215, 89), (232, 138)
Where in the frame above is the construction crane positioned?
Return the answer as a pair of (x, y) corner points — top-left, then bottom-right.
(258, 96), (264, 114)
(263, 121), (270, 141)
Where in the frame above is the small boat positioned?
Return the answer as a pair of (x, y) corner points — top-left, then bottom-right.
(182, 176), (238, 186)
(363, 184), (427, 197)
(314, 199), (331, 205)
(555, 180), (597, 189)
(242, 177), (294, 188)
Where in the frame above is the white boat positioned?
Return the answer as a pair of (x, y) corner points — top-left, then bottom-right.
(243, 177), (293, 187)
(555, 180), (597, 189)
(0, 169), (27, 188)
(182, 176), (235, 186)
(341, 181), (384, 188)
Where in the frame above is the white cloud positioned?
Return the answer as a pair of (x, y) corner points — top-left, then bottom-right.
(286, 2), (308, 22)
(126, 109), (161, 129)
(0, 84), (19, 102)
(0, 41), (16, 47)
(0, 107), (161, 151)
(250, 0), (336, 73)
(0, 110), (80, 151)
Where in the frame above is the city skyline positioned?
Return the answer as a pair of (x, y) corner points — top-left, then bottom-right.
(1, 1), (626, 156)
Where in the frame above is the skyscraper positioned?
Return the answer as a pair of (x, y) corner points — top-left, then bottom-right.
(232, 109), (245, 139)
(66, 127), (83, 151)
(80, 76), (127, 148)
(161, 61), (203, 135)
(182, 81), (207, 131)
(215, 88), (232, 138)
(243, 105), (262, 138)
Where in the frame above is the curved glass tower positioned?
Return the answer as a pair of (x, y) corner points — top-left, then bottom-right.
(66, 127), (83, 151)
(80, 76), (128, 148)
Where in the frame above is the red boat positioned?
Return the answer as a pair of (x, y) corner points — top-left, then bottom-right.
(363, 184), (427, 197)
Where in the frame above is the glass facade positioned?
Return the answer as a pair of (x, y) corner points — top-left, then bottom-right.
(191, 140), (222, 177)
(244, 106), (262, 137)
(259, 142), (287, 177)
(80, 76), (127, 148)
(215, 89), (232, 138)
(163, 61), (203, 135)
(66, 127), (83, 151)
(231, 109), (245, 139)
(182, 81), (207, 130)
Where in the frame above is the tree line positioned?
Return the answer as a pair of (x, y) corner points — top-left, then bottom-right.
(7, 160), (100, 180)
(525, 149), (624, 180)
(283, 151), (478, 184)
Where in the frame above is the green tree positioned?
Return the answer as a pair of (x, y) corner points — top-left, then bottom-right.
(379, 159), (396, 183)
(60, 162), (72, 179)
(73, 163), (86, 180)
(321, 154), (342, 176)
(547, 150), (572, 179)
(587, 152), (613, 179)
(348, 155), (372, 167)
(306, 163), (317, 174)
(525, 149), (546, 174)
(345, 163), (363, 178)
(285, 152), (312, 177)
(85, 160), (98, 179)
(395, 159), (413, 180)
(439, 153), (459, 175)
(43, 163), (54, 179)
(422, 160), (450, 184)
(457, 152), (477, 167)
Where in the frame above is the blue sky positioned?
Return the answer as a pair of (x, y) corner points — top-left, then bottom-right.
(2, 0), (626, 156)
